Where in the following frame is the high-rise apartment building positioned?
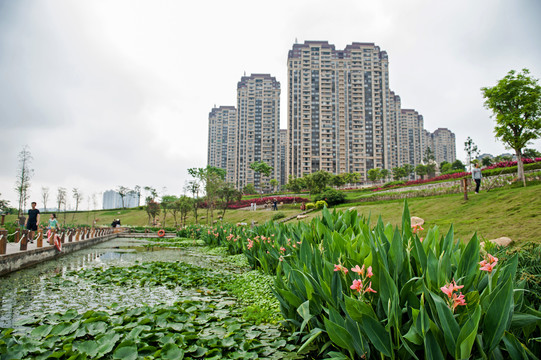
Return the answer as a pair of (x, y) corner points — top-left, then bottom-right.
(286, 41), (395, 180)
(425, 128), (456, 165)
(234, 74), (281, 191)
(102, 190), (140, 209)
(398, 109), (424, 167)
(286, 41), (434, 181)
(207, 106), (237, 183)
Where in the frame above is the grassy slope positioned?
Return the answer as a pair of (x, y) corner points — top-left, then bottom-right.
(5, 183), (539, 245)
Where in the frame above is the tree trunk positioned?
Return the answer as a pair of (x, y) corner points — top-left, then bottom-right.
(516, 149), (526, 187)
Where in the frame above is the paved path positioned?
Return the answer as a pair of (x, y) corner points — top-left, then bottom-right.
(3, 241), (55, 255)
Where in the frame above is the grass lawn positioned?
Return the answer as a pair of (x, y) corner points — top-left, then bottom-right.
(5, 183), (539, 246)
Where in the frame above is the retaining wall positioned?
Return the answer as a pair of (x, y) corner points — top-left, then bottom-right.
(0, 234), (117, 277)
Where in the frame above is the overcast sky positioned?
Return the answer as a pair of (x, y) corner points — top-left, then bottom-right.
(1, 0), (540, 209)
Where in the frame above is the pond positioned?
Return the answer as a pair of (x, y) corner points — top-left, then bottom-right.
(0, 237), (301, 359)
(1, 238), (224, 328)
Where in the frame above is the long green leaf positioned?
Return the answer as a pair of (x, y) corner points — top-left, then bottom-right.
(455, 304), (481, 359)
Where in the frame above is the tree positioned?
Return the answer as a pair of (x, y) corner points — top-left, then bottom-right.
(249, 161), (273, 195)
(482, 69), (541, 186)
(117, 186), (129, 208)
(160, 195), (177, 227)
(41, 187), (49, 212)
(72, 188), (83, 222)
(145, 196), (160, 226)
(243, 184), (256, 195)
(481, 157), (493, 167)
(304, 171), (331, 196)
(441, 162), (452, 173)
(451, 160), (466, 171)
(269, 179), (278, 193)
(15, 145), (33, 217)
(178, 196), (193, 227)
(286, 176), (305, 193)
(403, 164), (415, 179)
(217, 183), (242, 218)
(0, 194), (10, 213)
(423, 147), (435, 163)
(184, 178), (201, 224)
(415, 164), (427, 180)
(392, 167), (406, 181)
(426, 163), (437, 178)
(188, 166), (225, 225)
(464, 137), (480, 172)
(330, 174), (346, 188)
(523, 148), (541, 159)
(56, 187), (67, 213)
(133, 185), (142, 207)
(144, 186), (158, 201)
(379, 169), (390, 183)
(367, 168), (381, 184)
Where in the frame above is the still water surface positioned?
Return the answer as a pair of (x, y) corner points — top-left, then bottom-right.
(0, 238), (222, 328)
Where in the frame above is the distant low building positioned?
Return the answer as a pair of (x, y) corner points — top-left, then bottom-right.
(102, 190), (140, 209)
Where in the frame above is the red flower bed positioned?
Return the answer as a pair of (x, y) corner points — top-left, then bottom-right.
(483, 157), (541, 170)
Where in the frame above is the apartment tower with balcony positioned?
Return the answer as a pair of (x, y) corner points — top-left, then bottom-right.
(235, 74), (281, 191)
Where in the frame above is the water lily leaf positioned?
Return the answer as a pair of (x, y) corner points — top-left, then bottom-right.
(161, 343), (184, 360)
(85, 321), (107, 336)
(138, 345), (157, 357)
(60, 309), (79, 322)
(95, 332), (120, 357)
(113, 340), (138, 360)
(73, 340), (99, 357)
(30, 324), (53, 339)
(50, 321), (81, 336)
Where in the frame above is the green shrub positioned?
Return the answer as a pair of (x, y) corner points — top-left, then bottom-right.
(271, 212), (286, 221)
(305, 202), (315, 210)
(314, 188), (346, 206)
(240, 203), (538, 358)
(315, 200), (328, 209)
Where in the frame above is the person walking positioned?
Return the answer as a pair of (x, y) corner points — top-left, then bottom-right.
(25, 202), (40, 244)
(472, 163), (482, 194)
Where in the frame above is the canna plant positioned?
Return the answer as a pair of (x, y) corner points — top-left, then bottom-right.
(266, 202), (540, 359)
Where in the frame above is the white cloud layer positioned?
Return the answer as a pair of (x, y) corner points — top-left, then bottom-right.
(1, 0), (540, 207)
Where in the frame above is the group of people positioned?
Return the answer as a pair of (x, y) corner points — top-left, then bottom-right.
(249, 198), (279, 211)
(21, 201), (60, 244)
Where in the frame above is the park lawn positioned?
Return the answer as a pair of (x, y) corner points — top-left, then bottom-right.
(299, 183), (540, 246)
(5, 183), (539, 246)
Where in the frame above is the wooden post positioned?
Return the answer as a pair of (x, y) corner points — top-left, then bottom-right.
(15, 230), (20, 244)
(20, 230), (28, 251)
(37, 229), (43, 248)
(463, 178), (468, 201)
(76, 228), (80, 241)
(1, 214), (5, 227)
(0, 230), (7, 254)
(61, 230), (65, 243)
(68, 229), (73, 242)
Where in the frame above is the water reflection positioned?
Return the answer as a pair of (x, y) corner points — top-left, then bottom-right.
(0, 238), (213, 328)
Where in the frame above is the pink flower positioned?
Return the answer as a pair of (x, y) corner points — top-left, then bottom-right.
(364, 282), (377, 293)
(366, 266), (373, 278)
(280, 246), (286, 253)
(480, 253), (498, 273)
(334, 264), (342, 272)
(440, 283), (454, 298)
(350, 279), (363, 292)
(351, 264), (365, 276)
(451, 292), (467, 310)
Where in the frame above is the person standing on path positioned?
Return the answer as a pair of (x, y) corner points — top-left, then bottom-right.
(472, 163), (482, 194)
(25, 202), (40, 244)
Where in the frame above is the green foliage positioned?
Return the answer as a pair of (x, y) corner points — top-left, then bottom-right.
(304, 170), (332, 195)
(392, 166), (407, 180)
(271, 212), (286, 221)
(242, 183), (257, 195)
(205, 203), (539, 358)
(313, 188), (346, 206)
(481, 161), (541, 177)
(367, 168), (381, 183)
(0, 299), (297, 359)
(523, 148), (541, 159)
(383, 180), (405, 188)
(452, 159), (466, 171)
(305, 202), (315, 210)
(225, 270), (283, 324)
(482, 69), (541, 185)
(315, 200), (328, 209)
